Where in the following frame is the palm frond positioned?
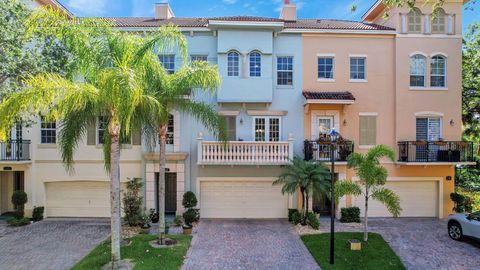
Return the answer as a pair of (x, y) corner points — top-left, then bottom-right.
(371, 187), (402, 217)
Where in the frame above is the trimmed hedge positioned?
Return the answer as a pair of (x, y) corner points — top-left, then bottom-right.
(340, 207), (360, 223)
(306, 212), (320, 230)
(291, 211), (303, 225)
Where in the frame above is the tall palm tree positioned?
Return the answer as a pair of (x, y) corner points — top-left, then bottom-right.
(138, 26), (226, 243)
(273, 157), (331, 224)
(334, 145), (402, 241)
(0, 9), (162, 269)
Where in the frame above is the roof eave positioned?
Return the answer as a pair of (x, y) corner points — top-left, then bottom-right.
(208, 20), (284, 31)
(282, 28), (395, 35)
(304, 99), (355, 105)
(361, 0), (385, 22)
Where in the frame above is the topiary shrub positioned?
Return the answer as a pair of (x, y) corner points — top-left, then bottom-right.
(182, 191), (198, 209)
(306, 212), (320, 230)
(340, 207), (361, 223)
(182, 191), (199, 227)
(122, 178), (143, 226)
(11, 191), (27, 218)
(183, 208), (199, 226)
(291, 211), (303, 225)
(32, 206), (44, 222)
(7, 217), (30, 226)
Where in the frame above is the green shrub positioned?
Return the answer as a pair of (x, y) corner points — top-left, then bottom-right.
(122, 178), (143, 226)
(173, 215), (182, 227)
(182, 191), (198, 209)
(7, 217), (30, 226)
(139, 213), (151, 229)
(291, 211), (303, 225)
(183, 208), (199, 226)
(288, 208), (298, 222)
(450, 192), (473, 213)
(32, 206), (44, 222)
(11, 191), (28, 218)
(306, 212), (320, 230)
(340, 207), (361, 223)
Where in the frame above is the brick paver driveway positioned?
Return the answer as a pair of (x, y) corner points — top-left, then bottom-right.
(0, 218), (110, 270)
(334, 217), (480, 270)
(182, 219), (320, 270)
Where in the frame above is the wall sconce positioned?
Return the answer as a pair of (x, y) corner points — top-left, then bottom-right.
(239, 118), (244, 125)
(449, 119), (455, 126)
(446, 176), (452, 181)
(343, 119), (347, 126)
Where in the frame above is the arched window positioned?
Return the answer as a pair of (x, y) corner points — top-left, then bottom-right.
(410, 54), (426, 87)
(408, 8), (422, 33)
(430, 55), (446, 87)
(431, 8), (446, 34)
(227, 51), (240, 77)
(249, 51), (261, 77)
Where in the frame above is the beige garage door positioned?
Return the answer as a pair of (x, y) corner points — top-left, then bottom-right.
(200, 180), (288, 218)
(353, 181), (438, 217)
(45, 181), (111, 217)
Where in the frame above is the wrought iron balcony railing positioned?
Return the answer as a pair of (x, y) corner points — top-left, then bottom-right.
(304, 140), (354, 162)
(397, 141), (474, 163)
(0, 140), (31, 161)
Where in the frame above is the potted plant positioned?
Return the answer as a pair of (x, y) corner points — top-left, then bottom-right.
(182, 191), (199, 235)
(149, 208), (159, 224)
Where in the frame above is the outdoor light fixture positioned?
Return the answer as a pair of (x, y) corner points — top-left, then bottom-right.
(450, 119), (455, 126)
(343, 119), (347, 126)
(328, 128), (340, 265)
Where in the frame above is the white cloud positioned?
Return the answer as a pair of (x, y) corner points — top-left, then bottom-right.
(65, 0), (107, 16)
(223, 0), (237, 4)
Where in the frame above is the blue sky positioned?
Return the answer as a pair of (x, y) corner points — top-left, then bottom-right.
(59, 0), (479, 33)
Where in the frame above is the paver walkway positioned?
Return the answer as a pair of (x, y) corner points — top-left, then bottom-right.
(331, 217), (480, 270)
(0, 218), (110, 270)
(182, 219), (320, 270)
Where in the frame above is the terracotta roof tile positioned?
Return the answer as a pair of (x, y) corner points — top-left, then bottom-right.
(91, 16), (395, 31)
(303, 91), (356, 100)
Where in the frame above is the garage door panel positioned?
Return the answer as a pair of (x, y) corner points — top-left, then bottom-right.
(46, 181), (112, 217)
(353, 181), (438, 217)
(200, 180), (287, 219)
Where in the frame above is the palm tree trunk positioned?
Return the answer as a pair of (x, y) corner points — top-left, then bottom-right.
(304, 193), (310, 225)
(364, 190), (369, 242)
(157, 123), (167, 244)
(109, 127), (121, 269)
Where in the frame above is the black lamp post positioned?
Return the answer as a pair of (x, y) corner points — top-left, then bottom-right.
(329, 128), (340, 265)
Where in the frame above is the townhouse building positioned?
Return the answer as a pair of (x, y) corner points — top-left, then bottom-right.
(0, 0), (473, 220)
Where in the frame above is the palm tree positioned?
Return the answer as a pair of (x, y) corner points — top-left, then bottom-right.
(273, 157), (331, 224)
(334, 145), (402, 241)
(138, 25), (226, 244)
(0, 9), (162, 269)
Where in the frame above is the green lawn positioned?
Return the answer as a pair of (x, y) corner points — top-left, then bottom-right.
(301, 232), (405, 270)
(71, 234), (191, 270)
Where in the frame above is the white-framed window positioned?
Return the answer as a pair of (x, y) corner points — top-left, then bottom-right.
(410, 54), (426, 87)
(249, 51), (261, 77)
(191, 55), (208, 62)
(158, 55), (175, 74)
(350, 57), (366, 80)
(408, 8), (422, 33)
(317, 57), (334, 79)
(416, 117), (442, 141)
(277, 56), (293, 86)
(40, 116), (56, 144)
(227, 51), (240, 77)
(97, 116), (108, 144)
(430, 55), (446, 87)
(431, 8), (446, 34)
(166, 114), (174, 145)
(359, 115), (377, 146)
(254, 117), (281, 142)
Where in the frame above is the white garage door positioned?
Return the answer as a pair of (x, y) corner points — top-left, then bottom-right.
(353, 181), (438, 217)
(200, 180), (288, 218)
(45, 181), (111, 217)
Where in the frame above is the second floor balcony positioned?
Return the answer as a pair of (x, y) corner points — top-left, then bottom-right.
(0, 140), (31, 162)
(397, 141), (475, 163)
(197, 135), (293, 165)
(304, 139), (354, 162)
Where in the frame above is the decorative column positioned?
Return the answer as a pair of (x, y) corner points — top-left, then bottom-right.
(197, 132), (203, 164)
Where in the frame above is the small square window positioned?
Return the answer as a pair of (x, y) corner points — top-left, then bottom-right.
(350, 57), (366, 80)
(317, 57), (334, 79)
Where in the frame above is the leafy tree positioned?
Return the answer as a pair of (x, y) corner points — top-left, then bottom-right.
(334, 145), (401, 241)
(273, 158), (331, 225)
(0, 0), (69, 97)
(0, 8), (163, 269)
(462, 23), (480, 155)
(138, 26), (226, 244)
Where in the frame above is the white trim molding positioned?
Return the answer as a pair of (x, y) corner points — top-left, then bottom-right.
(414, 111), (444, 117)
(409, 51), (428, 58)
(247, 110), (288, 116)
(359, 112), (379, 116)
(218, 110), (240, 116)
(430, 52), (448, 58)
(305, 99), (354, 105)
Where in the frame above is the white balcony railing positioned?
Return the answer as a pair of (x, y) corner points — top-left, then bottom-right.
(197, 133), (294, 165)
